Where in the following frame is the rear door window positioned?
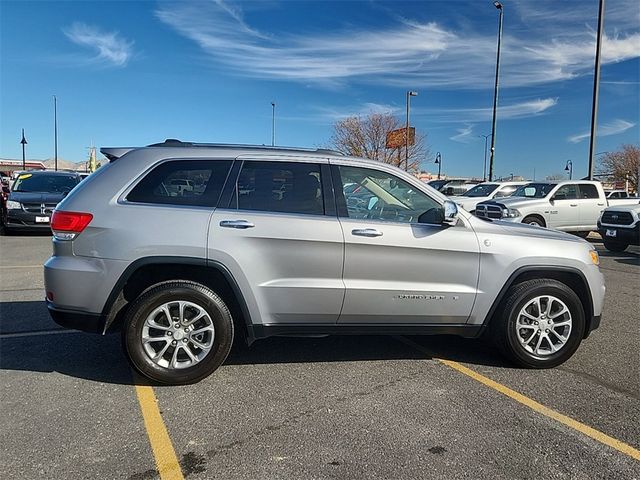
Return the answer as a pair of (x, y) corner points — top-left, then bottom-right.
(127, 160), (232, 207)
(578, 184), (599, 199)
(231, 161), (324, 215)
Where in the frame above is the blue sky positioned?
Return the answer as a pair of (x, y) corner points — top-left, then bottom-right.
(1, 0), (638, 179)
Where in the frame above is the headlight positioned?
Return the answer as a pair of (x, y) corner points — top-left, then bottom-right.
(6, 200), (21, 210)
(502, 208), (521, 218)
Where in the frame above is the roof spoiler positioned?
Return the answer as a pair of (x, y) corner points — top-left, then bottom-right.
(100, 147), (136, 162)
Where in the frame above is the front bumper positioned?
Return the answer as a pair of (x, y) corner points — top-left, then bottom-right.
(6, 210), (52, 230)
(597, 221), (640, 245)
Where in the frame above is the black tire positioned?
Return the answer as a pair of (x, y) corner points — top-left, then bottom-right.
(489, 279), (585, 368)
(522, 215), (545, 227)
(123, 280), (234, 385)
(602, 240), (628, 253)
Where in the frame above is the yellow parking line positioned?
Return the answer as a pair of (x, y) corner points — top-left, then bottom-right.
(135, 383), (185, 480)
(398, 337), (640, 462)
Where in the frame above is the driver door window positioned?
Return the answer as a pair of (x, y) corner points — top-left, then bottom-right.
(336, 165), (439, 224)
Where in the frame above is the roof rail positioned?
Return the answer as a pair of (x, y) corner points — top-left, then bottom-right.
(145, 139), (344, 156)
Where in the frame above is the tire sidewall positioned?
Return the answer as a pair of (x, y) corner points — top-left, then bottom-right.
(504, 283), (585, 368)
(124, 283), (233, 385)
(522, 216), (544, 227)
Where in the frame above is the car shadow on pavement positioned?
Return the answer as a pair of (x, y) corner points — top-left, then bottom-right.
(0, 301), (514, 385)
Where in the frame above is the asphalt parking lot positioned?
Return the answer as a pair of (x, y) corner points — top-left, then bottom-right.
(1, 233), (638, 479)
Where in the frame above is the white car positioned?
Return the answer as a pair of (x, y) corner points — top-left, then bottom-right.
(449, 181), (527, 213)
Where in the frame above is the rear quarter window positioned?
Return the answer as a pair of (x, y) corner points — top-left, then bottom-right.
(127, 159), (232, 207)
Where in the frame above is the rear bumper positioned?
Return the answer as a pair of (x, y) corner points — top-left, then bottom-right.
(47, 301), (106, 333)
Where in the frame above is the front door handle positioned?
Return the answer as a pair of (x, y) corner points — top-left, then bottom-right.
(570, 204), (578, 207)
(352, 228), (383, 237)
(220, 220), (255, 229)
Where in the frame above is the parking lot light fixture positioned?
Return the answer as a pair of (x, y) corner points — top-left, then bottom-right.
(20, 129), (27, 170)
(435, 152), (442, 179)
(271, 102), (276, 147)
(565, 160), (573, 180)
(479, 134), (491, 181)
(405, 91), (418, 171)
(489, 1), (503, 182)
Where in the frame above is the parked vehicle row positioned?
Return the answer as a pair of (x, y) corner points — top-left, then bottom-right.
(45, 140), (605, 384)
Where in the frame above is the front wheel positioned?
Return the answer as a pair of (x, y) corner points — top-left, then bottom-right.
(490, 279), (585, 368)
(603, 240), (628, 252)
(123, 280), (234, 385)
(522, 216), (545, 227)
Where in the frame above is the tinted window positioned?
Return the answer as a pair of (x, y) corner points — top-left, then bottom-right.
(494, 185), (518, 198)
(553, 184), (578, 200)
(232, 161), (324, 215)
(12, 173), (79, 193)
(128, 160), (232, 207)
(337, 165), (440, 223)
(579, 184), (599, 199)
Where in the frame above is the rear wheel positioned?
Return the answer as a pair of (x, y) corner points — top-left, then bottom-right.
(602, 240), (628, 252)
(490, 279), (585, 368)
(123, 280), (234, 385)
(522, 216), (545, 227)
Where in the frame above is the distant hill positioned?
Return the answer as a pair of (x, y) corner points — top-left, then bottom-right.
(42, 158), (86, 171)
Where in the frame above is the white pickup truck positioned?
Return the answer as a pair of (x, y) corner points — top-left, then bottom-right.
(475, 180), (639, 236)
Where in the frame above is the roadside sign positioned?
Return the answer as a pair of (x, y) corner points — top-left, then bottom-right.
(386, 127), (415, 149)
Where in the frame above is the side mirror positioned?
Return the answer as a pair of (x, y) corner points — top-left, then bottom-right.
(443, 200), (459, 225)
(418, 201), (458, 226)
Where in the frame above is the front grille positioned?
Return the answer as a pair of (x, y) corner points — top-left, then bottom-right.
(21, 202), (57, 214)
(22, 203), (42, 213)
(601, 211), (634, 226)
(475, 203), (504, 219)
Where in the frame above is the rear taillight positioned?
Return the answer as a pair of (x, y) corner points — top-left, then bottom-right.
(51, 211), (93, 240)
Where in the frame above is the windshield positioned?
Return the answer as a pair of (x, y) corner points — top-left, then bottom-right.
(12, 173), (79, 193)
(462, 183), (499, 197)
(512, 183), (557, 198)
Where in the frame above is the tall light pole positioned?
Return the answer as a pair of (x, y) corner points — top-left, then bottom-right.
(20, 129), (27, 170)
(565, 160), (573, 180)
(588, 0), (605, 181)
(271, 102), (276, 147)
(435, 152), (442, 180)
(53, 95), (58, 171)
(479, 133), (491, 181)
(405, 90), (418, 171)
(488, 1), (503, 182)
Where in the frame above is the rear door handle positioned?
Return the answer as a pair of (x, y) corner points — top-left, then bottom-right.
(352, 228), (383, 237)
(219, 220), (255, 229)
(570, 204), (578, 207)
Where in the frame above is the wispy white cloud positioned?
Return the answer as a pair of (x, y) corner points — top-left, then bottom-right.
(425, 97), (558, 123)
(63, 22), (134, 67)
(567, 119), (636, 143)
(155, 1), (640, 89)
(450, 125), (474, 143)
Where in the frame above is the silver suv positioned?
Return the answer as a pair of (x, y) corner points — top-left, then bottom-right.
(44, 140), (605, 384)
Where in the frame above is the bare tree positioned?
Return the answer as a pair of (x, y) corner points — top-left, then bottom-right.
(598, 144), (639, 193)
(329, 113), (429, 173)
